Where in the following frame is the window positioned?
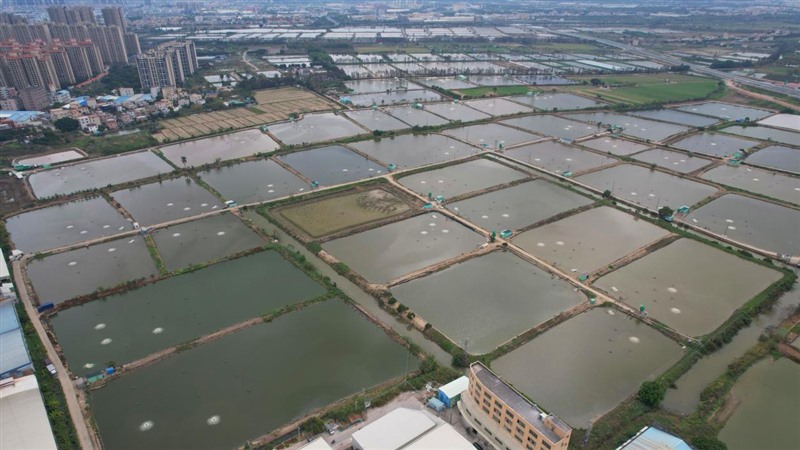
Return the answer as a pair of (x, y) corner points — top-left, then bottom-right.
(483, 399), (490, 407)
(526, 445), (534, 450)
(516, 427), (524, 435)
(494, 400), (503, 409)
(495, 438), (502, 445)
(505, 417), (512, 425)
(515, 434), (523, 443)
(543, 441), (552, 449)
(504, 425), (511, 433)
(517, 419), (525, 427)
(482, 406), (490, 414)
(475, 419), (482, 426)
(530, 431), (539, 440)
(493, 408), (501, 416)
(528, 436), (537, 444)
(493, 415), (501, 424)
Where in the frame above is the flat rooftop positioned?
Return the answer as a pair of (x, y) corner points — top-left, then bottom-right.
(0, 375), (58, 450)
(472, 362), (570, 444)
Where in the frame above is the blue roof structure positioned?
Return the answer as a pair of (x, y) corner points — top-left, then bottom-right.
(0, 111), (44, 123)
(617, 426), (693, 450)
(0, 300), (32, 377)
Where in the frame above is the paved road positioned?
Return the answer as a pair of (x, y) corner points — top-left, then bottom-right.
(553, 30), (800, 100)
(11, 261), (97, 450)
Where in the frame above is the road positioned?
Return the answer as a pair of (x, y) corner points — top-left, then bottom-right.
(724, 79), (798, 110)
(553, 30), (800, 100)
(11, 261), (97, 450)
(242, 50), (260, 72)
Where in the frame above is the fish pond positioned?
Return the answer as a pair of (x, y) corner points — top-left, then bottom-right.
(199, 159), (309, 204)
(391, 251), (585, 354)
(151, 214), (265, 271)
(279, 145), (385, 186)
(6, 197), (129, 253)
(349, 134), (477, 169)
(513, 206), (670, 275)
(447, 179), (592, 232)
(28, 152), (173, 198)
(267, 113), (366, 145)
(594, 238), (782, 336)
(323, 213), (484, 284)
(88, 300), (414, 450)
(398, 158), (529, 200)
(492, 307), (683, 427)
(51, 250), (324, 376)
(111, 177), (221, 226)
(26, 237), (157, 305)
(159, 129), (279, 167)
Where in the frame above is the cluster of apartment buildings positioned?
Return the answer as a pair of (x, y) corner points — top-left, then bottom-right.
(0, 7), (140, 110)
(135, 40), (198, 91)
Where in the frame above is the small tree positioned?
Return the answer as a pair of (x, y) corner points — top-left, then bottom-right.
(692, 436), (728, 450)
(419, 356), (437, 374)
(54, 117), (80, 133)
(452, 350), (469, 368)
(180, 156), (187, 167)
(602, 189), (612, 199)
(638, 380), (666, 408)
(658, 206), (674, 220)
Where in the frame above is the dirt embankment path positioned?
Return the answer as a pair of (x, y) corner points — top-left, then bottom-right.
(725, 80), (799, 111)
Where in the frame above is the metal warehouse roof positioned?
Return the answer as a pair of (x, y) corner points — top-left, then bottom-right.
(438, 375), (469, 398)
(616, 426), (693, 450)
(0, 300), (31, 377)
(404, 424), (474, 450)
(352, 408), (436, 450)
(299, 437), (333, 450)
(0, 375), (58, 450)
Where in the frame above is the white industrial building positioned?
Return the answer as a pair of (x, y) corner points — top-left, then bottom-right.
(351, 407), (474, 450)
(0, 375), (58, 450)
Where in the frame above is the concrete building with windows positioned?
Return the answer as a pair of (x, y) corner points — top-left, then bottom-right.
(101, 7), (127, 33)
(136, 41), (197, 90)
(460, 362), (572, 450)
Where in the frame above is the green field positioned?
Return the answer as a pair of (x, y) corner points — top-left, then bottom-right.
(567, 73), (721, 105)
(456, 85), (538, 98)
(277, 189), (410, 238)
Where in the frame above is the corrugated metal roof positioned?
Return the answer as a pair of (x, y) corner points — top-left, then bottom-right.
(352, 408), (436, 450)
(404, 424), (474, 450)
(0, 375), (58, 450)
(617, 426), (693, 450)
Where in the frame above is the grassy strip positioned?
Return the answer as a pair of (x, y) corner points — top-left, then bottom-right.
(15, 303), (81, 450)
(456, 85), (537, 98)
(143, 235), (168, 275)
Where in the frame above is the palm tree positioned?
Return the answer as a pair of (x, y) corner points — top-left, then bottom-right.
(180, 156), (187, 167)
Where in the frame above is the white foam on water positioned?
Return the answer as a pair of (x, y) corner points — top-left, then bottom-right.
(152, 327), (164, 334)
(94, 323), (106, 330)
(66, 225), (74, 229)
(667, 287), (678, 293)
(481, 215), (489, 219)
(536, 242), (545, 247)
(201, 203), (208, 207)
(726, 219), (734, 223)
(368, 168), (374, 171)
(107, 248), (116, 252)
(442, 229), (449, 233)
(101, 338), (112, 345)
(420, 181), (427, 184)
(128, 239), (135, 243)
(268, 189), (275, 193)
(212, 205), (218, 209)
(437, 180), (444, 183)
(555, 241), (564, 246)
(630, 192), (637, 196)
(501, 213), (510, 218)
(671, 308), (682, 314)
(565, 158), (573, 162)
(648, 193), (656, 197)
(167, 202), (174, 206)
(267, 184), (274, 188)
(611, 286), (619, 292)
(420, 231), (428, 235)
(102, 225), (110, 229)
(429, 223), (436, 227)
(68, 261), (77, 266)
(172, 233), (181, 237)
(183, 207), (191, 211)
(217, 231), (226, 236)
(431, 214), (437, 219)
(119, 226), (126, 231)
(607, 310), (615, 315)
(752, 178), (759, 182)
(691, 218), (698, 223)
(83, 363), (94, 369)
(728, 226), (736, 230)
(139, 421), (154, 432)
(80, 230), (88, 234)
(628, 336), (640, 343)
(207, 415), (221, 426)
